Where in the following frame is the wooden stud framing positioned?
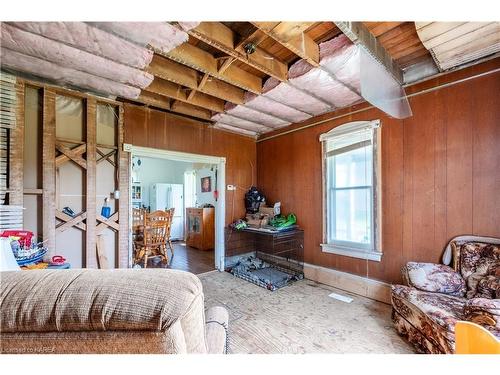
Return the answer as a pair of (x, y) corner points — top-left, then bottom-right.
(165, 42), (262, 93)
(145, 77), (225, 112)
(85, 97), (97, 268)
(147, 53), (247, 106)
(55, 142), (87, 169)
(55, 210), (86, 231)
(96, 212), (120, 234)
(56, 212), (87, 233)
(117, 105), (129, 268)
(13, 77), (129, 269)
(188, 22), (288, 81)
(170, 101), (213, 120)
(42, 88), (56, 256)
(9, 81), (25, 206)
(96, 149), (117, 167)
(136, 91), (171, 111)
(252, 22), (320, 66)
(135, 91), (212, 120)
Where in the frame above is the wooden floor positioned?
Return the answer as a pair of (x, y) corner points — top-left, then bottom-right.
(144, 241), (215, 274)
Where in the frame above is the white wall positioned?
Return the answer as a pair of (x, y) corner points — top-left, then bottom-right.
(195, 166), (217, 207)
(132, 156), (193, 209)
(132, 157), (219, 210)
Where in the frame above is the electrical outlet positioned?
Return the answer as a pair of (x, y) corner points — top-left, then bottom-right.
(227, 184), (236, 191)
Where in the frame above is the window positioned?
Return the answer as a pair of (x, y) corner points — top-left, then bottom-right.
(320, 120), (382, 261)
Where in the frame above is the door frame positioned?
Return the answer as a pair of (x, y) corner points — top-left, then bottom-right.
(124, 143), (226, 271)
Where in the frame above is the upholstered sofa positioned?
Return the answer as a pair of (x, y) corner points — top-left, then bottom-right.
(391, 235), (500, 354)
(0, 269), (229, 354)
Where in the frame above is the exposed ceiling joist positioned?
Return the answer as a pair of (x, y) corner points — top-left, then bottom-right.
(145, 76), (225, 112)
(136, 91), (171, 110)
(187, 22), (289, 81)
(252, 22), (320, 66)
(171, 100), (213, 120)
(235, 28), (269, 49)
(148, 54), (246, 104)
(163, 42), (262, 93)
(135, 91), (212, 120)
(335, 21), (404, 83)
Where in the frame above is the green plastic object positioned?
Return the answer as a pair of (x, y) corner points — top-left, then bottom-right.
(270, 213), (296, 228)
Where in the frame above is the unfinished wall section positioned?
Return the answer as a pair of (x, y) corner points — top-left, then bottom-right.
(14, 77), (128, 268)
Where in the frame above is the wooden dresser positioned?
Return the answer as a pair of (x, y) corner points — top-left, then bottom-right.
(185, 207), (215, 251)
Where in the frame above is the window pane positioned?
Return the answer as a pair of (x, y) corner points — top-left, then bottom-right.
(332, 187), (371, 244)
(334, 145), (372, 188)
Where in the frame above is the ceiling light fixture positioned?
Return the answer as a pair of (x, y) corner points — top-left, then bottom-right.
(243, 42), (257, 55)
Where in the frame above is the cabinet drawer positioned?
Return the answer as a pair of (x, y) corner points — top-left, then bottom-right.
(186, 208), (202, 216)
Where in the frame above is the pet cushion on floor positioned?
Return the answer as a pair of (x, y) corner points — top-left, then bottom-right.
(229, 255), (301, 291)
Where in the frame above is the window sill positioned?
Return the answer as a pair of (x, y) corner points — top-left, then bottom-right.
(320, 243), (382, 262)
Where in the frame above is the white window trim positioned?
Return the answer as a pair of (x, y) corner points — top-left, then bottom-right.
(320, 120), (383, 262)
(321, 244), (382, 262)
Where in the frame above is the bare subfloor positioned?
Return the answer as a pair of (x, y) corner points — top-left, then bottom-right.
(199, 270), (415, 354)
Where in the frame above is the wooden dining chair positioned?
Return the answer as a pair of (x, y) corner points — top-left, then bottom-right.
(165, 208), (175, 258)
(455, 321), (500, 354)
(132, 208), (145, 236)
(135, 210), (169, 268)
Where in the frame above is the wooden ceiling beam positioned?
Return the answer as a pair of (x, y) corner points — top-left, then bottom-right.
(170, 100), (213, 120)
(145, 76), (225, 112)
(187, 22), (288, 81)
(148, 54), (198, 88)
(163, 42), (262, 93)
(148, 54), (246, 104)
(335, 21), (404, 83)
(134, 91), (212, 121)
(252, 22), (320, 66)
(136, 91), (171, 110)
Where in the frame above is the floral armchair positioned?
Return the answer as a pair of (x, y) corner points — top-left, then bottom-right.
(391, 235), (500, 353)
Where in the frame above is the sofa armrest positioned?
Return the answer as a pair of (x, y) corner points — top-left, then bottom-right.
(465, 298), (500, 329)
(402, 262), (466, 297)
(205, 306), (229, 354)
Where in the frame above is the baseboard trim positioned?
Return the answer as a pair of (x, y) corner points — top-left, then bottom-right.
(303, 263), (391, 304)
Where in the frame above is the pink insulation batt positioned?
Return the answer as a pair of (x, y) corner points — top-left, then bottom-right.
(224, 102), (289, 128)
(242, 92), (311, 123)
(88, 22), (188, 54)
(214, 123), (257, 137)
(288, 34), (362, 108)
(211, 113), (273, 133)
(9, 22), (154, 69)
(262, 77), (331, 115)
(1, 23), (153, 89)
(0, 48), (140, 99)
(177, 22), (201, 31)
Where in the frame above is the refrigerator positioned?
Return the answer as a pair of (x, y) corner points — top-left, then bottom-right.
(150, 183), (184, 240)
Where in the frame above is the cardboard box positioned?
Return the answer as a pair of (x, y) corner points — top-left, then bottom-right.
(246, 213), (269, 228)
(259, 202), (281, 217)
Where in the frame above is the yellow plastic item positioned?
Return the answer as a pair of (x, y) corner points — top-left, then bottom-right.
(22, 262), (49, 270)
(455, 321), (500, 354)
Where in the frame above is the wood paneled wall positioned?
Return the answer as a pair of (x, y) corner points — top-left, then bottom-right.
(257, 58), (500, 283)
(123, 104), (257, 225)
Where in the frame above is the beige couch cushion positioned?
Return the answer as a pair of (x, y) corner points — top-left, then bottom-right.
(0, 269), (203, 333)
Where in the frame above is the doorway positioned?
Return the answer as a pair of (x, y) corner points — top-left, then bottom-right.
(126, 144), (226, 273)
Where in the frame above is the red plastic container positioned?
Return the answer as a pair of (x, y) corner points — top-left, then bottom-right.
(0, 230), (34, 248)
